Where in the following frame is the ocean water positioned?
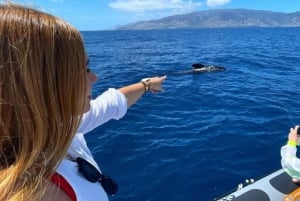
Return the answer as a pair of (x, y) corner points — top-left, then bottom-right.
(81, 28), (300, 201)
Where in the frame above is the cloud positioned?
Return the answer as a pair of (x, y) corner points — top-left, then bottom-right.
(206, 0), (230, 7)
(109, 0), (202, 12)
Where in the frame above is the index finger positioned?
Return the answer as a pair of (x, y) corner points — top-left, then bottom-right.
(160, 75), (167, 81)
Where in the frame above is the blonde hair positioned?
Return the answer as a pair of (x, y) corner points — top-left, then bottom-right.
(0, 3), (87, 200)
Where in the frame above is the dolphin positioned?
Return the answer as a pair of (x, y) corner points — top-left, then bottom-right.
(192, 63), (225, 73)
(167, 63), (225, 76)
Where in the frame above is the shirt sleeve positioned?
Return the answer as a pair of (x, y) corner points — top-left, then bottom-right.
(281, 144), (300, 179)
(77, 88), (127, 134)
(67, 133), (101, 172)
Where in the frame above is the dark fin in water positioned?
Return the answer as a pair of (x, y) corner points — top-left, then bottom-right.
(192, 63), (205, 69)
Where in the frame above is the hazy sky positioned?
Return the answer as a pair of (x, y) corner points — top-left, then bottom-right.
(2, 0), (300, 30)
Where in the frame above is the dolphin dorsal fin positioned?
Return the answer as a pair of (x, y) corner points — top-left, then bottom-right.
(192, 63), (205, 69)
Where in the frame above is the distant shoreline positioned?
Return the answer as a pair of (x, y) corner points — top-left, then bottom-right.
(113, 9), (300, 30)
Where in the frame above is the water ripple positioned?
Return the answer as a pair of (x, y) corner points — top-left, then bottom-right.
(81, 28), (300, 201)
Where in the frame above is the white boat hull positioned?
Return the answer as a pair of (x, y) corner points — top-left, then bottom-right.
(214, 169), (300, 201)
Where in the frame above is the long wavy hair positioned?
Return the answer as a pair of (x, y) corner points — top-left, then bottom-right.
(0, 4), (87, 200)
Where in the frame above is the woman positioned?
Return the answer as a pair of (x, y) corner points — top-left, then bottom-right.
(0, 3), (166, 201)
(281, 125), (300, 183)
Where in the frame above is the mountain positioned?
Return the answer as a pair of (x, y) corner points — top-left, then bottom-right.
(116, 9), (300, 30)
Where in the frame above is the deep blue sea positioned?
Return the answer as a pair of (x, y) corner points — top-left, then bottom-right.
(81, 28), (300, 201)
